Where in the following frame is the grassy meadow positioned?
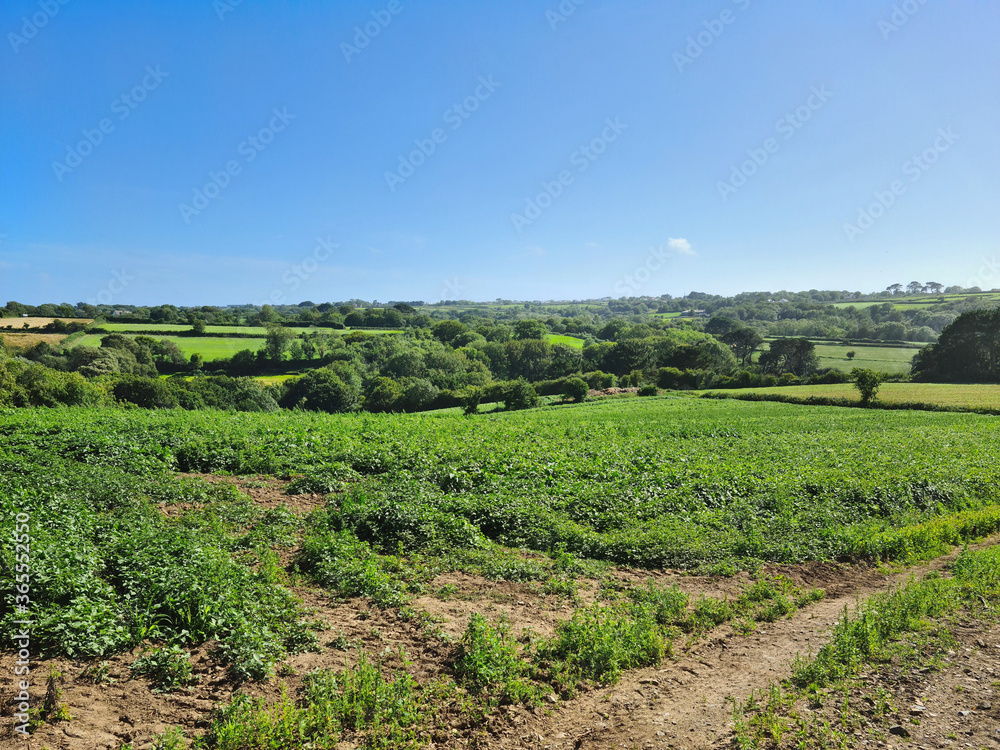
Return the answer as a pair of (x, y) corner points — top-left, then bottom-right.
(700, 382), (1000, 410)
(72, 333), (268, 359)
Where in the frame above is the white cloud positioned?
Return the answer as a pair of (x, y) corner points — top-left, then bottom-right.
(668, 237), (695, 256)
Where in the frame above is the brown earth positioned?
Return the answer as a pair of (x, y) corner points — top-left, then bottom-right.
(3, 474), (998, 750)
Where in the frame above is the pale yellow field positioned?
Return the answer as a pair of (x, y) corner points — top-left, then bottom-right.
(0, 317), (92, 329)
(0, 332), (69, 349)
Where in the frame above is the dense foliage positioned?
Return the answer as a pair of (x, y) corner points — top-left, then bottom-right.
(911, 308), (1000, 382)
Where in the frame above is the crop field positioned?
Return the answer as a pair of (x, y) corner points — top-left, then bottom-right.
(0, 332), (68, 349)
(253, 374), (299, 385)
(0, 317), (92, 329)
(3, 396), (1000, 747)
(543, 334), (585, 348)
(701, 382), (1000, 410)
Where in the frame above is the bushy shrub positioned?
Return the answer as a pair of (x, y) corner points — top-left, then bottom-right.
(502, 378), (539, 411)
(562, 377), (588, 403)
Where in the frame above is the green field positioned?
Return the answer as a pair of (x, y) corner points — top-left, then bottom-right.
(95, 323), (401, 336)
(811, 342), (919, 374)
(5, 396), (1000, 746)
(544, 333), (585, 348)
(757, 339), (920, 374)
(74, 333), (267, 358)
(827, 292), (1000, 310)
(701, 382), (1000, 410)
(254, 374), (299, 385)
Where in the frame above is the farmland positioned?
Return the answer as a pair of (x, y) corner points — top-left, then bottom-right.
(827, 291), (1000, 310)
(3, 396), (1000, 747)
(72, 333), (268, 359)
(756, 339), (921, 374)
(0, 332), (69, 350)
(0, 317), (93, 329)
(543, 333), (585, 348)
(701, 382), (1000, 410)
(94, 323), (402, 336)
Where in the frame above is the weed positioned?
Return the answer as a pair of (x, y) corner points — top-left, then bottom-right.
(131, 646), (199, 692)
(454, 613), (537, 703)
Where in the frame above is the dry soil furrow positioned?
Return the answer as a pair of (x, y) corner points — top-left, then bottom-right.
(494, 543), (998, 750)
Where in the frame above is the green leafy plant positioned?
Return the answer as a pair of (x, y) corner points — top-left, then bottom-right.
(131, 646), (199, 692)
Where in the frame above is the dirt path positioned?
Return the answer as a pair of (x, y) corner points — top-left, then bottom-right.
(490, 545), (997, 750)
(5, 471), (996, 750)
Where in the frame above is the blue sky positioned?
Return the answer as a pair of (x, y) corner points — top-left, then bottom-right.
(2, 0), (999, 306)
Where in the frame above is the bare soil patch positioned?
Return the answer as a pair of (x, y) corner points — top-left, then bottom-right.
(7, 473), (998, 750)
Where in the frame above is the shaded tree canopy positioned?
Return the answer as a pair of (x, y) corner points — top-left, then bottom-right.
(911, 309), (1000, 382)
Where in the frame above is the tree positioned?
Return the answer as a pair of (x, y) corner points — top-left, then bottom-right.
(562, 377), (588, 403)
(758, 338), (818, 376)
(513, 319), (547, 340)
(401, 378), (439, 411)
(192, 319), (207, 335)
(911, 309), (1000, 382)
(502, 379), (539, 410)
(906, 281), (924, 295)
(851, 367), (882, 406)
(432, 319), (467, 344)
(705, 317), (742, 336)
(505, 339), (552, 381)
(264, 325), (295, 362)
(228, 349), (259, 376)
(280, 369), (359, 413)
(925, 281), (943, 294)
(364, 377), (404, 412)
(605, 338), (656, 376)
(462, 387), (482, 415)
(886, 284), (903, 295)
(719, 327), (763, 367)
(846, 351), (856, 360)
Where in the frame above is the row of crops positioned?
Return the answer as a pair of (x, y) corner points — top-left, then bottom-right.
(3, 395), (1000, 679)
